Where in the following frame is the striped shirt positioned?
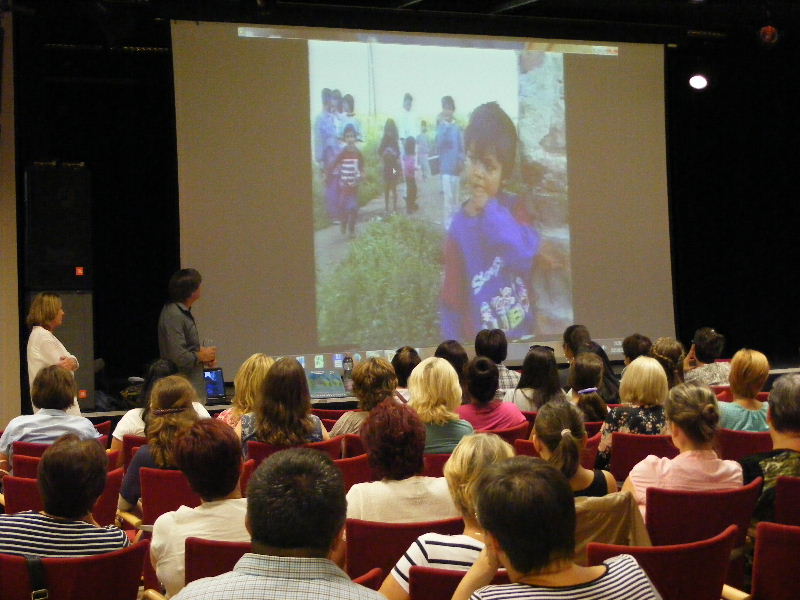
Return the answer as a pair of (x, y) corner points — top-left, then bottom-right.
(392, 533), (484, 592)
(0, 511), (131, 557)
(470, 555), (661, 600)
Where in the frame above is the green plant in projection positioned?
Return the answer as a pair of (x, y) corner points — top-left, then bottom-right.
(318, 215), (444, 348)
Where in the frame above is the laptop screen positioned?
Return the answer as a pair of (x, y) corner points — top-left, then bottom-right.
(307, 370), (347, 399)
(204, 367), (226, 400)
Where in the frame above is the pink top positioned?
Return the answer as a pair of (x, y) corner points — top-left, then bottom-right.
(629, 450), (743, 516)
(457, 401), (526, 432)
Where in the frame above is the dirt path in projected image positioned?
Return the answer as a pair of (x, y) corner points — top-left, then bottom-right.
(314, 173), (448, 276)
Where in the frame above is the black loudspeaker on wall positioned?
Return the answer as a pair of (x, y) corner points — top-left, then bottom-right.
(24, 163), (92, 290)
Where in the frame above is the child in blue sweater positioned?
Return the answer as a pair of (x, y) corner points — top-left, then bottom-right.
(440, 102), (540, 341)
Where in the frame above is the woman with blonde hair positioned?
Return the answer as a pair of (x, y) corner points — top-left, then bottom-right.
(379, 433), (514, 600)
(239, 357), (329, 454)
(26, 293), (80, 414)
(624, 383), (742, 516)
(330, 357), (398, 436)
(118, 375), (200, 511)
(216, 353), (274, 428)
(596, 356), (669, 470)
(409, 357), (473, 453)
(719, 349), (770, 432)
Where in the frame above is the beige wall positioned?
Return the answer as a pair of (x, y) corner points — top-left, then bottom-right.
(0, 14), (21, 428)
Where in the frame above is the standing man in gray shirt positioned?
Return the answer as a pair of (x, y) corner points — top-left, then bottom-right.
(157, 268), (217, 402)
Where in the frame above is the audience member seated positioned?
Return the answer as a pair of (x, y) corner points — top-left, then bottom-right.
(562, 324), (621, 403)
(567, 353), (608, 422)
(459, 357), (526, 431)
(346, 400), (458, 522)
(216, 353), (274, 429)
(111, 358), (211, 454)
(719, 349), (770, 432)
(392, 346), (421, 402)
(409, 357), (474, 453)
(0, 434), (130, 556)
(379, 433), (514, 600)
(330, 357), (398, 437)
(504, 345), (566, 411)
(533, 400), (617, 497)
(624, 383), (742, 516)
(240, 357), (329, 456)
(740, 373), (800, 524)
(475, 329), (519, 395)
(684, 326), (730, 385)
(0, 365), (100, 475)
(452, 457), (661, 600)
(596, 356), (668, 471)
(649, 336), (686, 389)
(151, 419), (249, 597)
(622, 333), (652, 373)
(434, 339), (469, 403)
(172, 449), (383, 600)
(118, 375), (199, 511)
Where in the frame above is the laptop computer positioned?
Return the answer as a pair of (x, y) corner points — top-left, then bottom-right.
(307, 370), (348, 399)
(204, 367), (227, 402)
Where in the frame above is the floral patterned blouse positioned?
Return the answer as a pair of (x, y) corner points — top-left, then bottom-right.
(596, 404), (667, 470)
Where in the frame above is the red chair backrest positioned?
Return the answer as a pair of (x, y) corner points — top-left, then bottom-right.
(305, 436), (344, 459)
(775, 476), (800, 526)
(521, 411), (537, 432)
(0, 540), (149, 600)
(11, 441), (50, 458)
(515, 434), (601, 471)
(351, 567), (383, 591)
(93, 468), (124, 526)
(94, 420), (112, 438)
(343, 433), (366, 458)
(751, 521), (800, 600)
(610, 433), (678, 482)
(106, 449), (120, 471)
(321, 418), (338, 432)
(587, 525), (738, 600)
(122, 434), (147, 471)
(12, 454), (40, 478)
(584, 421), (603, 437)
(645, 476), (762, 587)
(715, 389), (733, 402)
(247, 436), (343, 465)
(311, 408), (351, 420)
(716, 428), (772, 462)
(184, 537), (252, 584)
(345, 517), (463, 578)
(409, 566), (509, 600)
(756, 391), (769, 402)
(246, 440), (286, 464)
(422, 453), (450, 478)
(478, 421), (530, 445)
(139, 467), (202, 526)
(335, 453), (376, 491)
(240, 459), (257, 496)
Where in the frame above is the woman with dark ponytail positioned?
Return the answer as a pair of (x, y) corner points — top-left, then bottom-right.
(532, 401), (617, 497)
(623, 383), (742, 516)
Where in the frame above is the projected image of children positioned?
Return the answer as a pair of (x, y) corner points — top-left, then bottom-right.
(310, 41), (573, 349)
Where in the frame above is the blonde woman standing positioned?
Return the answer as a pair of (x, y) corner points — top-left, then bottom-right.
(409, 357), (473, 454)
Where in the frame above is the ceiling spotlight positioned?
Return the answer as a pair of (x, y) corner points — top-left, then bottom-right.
(689, 74), (708, 90)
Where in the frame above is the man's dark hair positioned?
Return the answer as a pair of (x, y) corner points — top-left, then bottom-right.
(441, 95), (455, 111)
(475, 329), (508, 364)
(38, 434), (108, 519)
(477, 457), (575, 574)
(31, 365), (76, 411)
(391, 346), (421, 388)
(692, 327), (726, 364)
(174, 419), (242, 501)
(623, 333), (652, 363)
(769, 374), (800, 433)
(466, 356), (499, 406)
(464, 102), (517, 179)
(168, 268), (202, 303)
(247, 448), (345, 556)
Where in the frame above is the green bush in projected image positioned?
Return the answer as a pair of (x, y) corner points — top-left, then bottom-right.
(318, 215), (444, 348)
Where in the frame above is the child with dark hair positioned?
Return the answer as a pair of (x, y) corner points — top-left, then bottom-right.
(440, 102), (540, 341)
(329, 123), (364, 237)
(403, 136), (418, 213)
(436, 95), (464, 225)
(339, 93), (362, 141)
(378, 118), (401, 215)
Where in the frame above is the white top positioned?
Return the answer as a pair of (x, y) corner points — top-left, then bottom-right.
(151, 498), (249, 597)
(345, 476), (458, 523)
(112, 403), (212, 441)
(27, 326), (81, 416)
(392, 532), (483, 592)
